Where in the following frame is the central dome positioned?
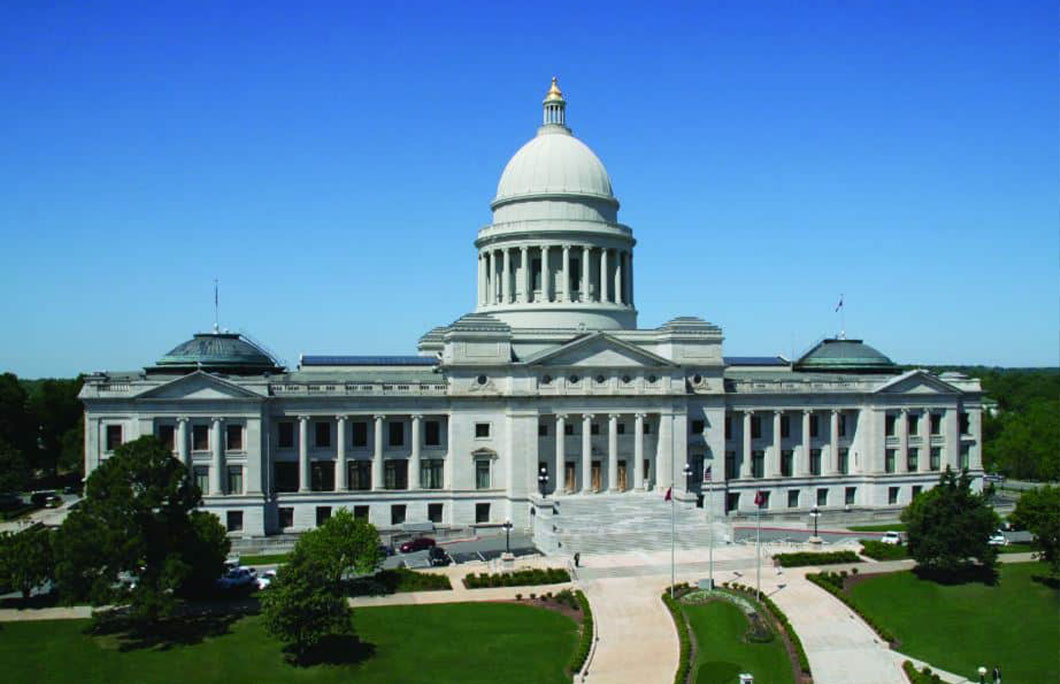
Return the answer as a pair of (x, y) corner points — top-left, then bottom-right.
(493, 131), (614, 205)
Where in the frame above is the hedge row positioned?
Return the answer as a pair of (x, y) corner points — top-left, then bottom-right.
(859, 539), (908, 561)
(806, 571), (895, 644)
(661, 583), (694, 684)
(723, 582), (812, 678)
(772, 550), (861, 567)
(463, 567), (570, 589)
(902, 660), (943, 684)
(348, 568), (452, 596)
(567, 589), (594, 676)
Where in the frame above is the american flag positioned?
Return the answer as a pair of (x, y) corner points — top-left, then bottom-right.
(703, 465), (712, 482)
(754, 490), (765, 507)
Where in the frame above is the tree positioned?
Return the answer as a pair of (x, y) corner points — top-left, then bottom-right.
(289, 509), (382, 588)
(25, 377), (84, 479)
(1009, 485), (1060, 575)
(0, 526), (55, 599)
(0, 439), (29, 492)
(260, 559), (354, 662)
(900, 467), (1000, 575)
(53, 436), (229, 622)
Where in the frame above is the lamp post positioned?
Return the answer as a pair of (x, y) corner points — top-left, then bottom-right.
(977, 666), (986, 684)
(503, 519), (513, 555)
(809, 505), (821, 545)
(538, 466), (548, 499)
(683, 462), (693, 491)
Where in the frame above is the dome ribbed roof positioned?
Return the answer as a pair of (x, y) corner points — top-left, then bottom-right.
(794, 338), (896, 373)
(153, 332), (282, 374)
(493, 129), (614, 206)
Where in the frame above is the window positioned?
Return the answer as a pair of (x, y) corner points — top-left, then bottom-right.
(757, 491), (771, 509)
(278, 421), (295, 449)
(751, 450), (764, 478)
(750, 415), (762, 439)
(930, 447), (941, 470)
(810, 449), (822, 476)
(425, 420), (441, 446)
(787, 490), (800, 508)
(421, 459), (444, 489)
(959, 444), (970, 469)
(193, 424), (209, 451)
(475, 503), (490, 524)
(568, 259), (580, 293)
(845, 486), (856, 506)
(226, 511), (243, 532)
(194, 466), (209, 495)
(311, 461), (335, 491)
(428, 503), (443, 523)
(838, 448), (849, 475)
(353, 505), (369, 521)
(809, 414), (820, 438)
(391, 505), (407, 526)
(643, 422), (652, 435)
(907, 413), (918, 436)
(617, 422), (626, 435)
(781, 450), (793, 477)
(724, 416), (732, 439)
(907, 447), (919, 472)
(385, 460), (408, 490)
(105, 424), (123, 452)
(348, 461), (372, 491)
(725, 492), (740, 513)
(157, 424), (175, 451)
(351, 421), (368, 447)
(590, 422), (600, 436)
(912, 485), (923, 498)
(389, 421), (405, 447)
(475, 423), (490, 439)
(885, 414), (896, 437)
(227, 466), (243, 495)
(725, 450), (739, 479)
(315, 421), (331, 448)
(780, 415), (790, 438)
(274, 462), (298, 493)
(564, 422), (574, 436)
(538, 424), (548, 437)
(888, 487), (899, 505)
(475, 460), (491, 489)
(885, 449), (897, 473)
(531, 257), (542, 290)
(930, 413), (942, 436)
(959, 412), (970, 435)
(278, 507), (294, 529)
(316, 506), (332, 526)
(226, 424), (243, 451)
(816, 488), (828, 506)
(838, 413), (848, 437)
(691, 419), (705, 434)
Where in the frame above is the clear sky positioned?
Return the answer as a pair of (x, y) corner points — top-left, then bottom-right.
(1, 1), (1055, 377)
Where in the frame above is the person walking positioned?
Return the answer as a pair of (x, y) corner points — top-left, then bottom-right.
(992, 665), (1001, 683)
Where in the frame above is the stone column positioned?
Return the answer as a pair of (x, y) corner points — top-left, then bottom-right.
(658, 412), (673, 490)
(555, 414), (567, 494)
(829, 410), (840, 475)
(518, 246), (529, 303)
(800, 410), (812, 476)
(601, 248), (610, 303)
(410, 414), (422, 490)
(615, 250), (624, 304)
(628, 251), (635, 306)
(372, 415), (385, 490)
(210, 417), (224, 495)
(581, 246), (590, 301)
(919, 411), (931, 472)
(562, 245), (571, 302)
(769, 410), (782, 477)
(608, 413), (619, 491)
(478, 252), (485, 306)
(970, 408), (983, 470)
(542, 246), (552, 302)
(634, 413), (645, 490)
(898, 409), (909, 473)
(502, 248), (512, 303)
(742, 411), (753, 477)
(581, 414), (594, 493)
(336, 415), (348, 491)
(177, 417), (189, 467)
(298, 416), (310, 492)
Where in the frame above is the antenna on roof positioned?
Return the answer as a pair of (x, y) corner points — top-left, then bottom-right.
(834, 294), (845, 340)
(213, 278), (220, 333)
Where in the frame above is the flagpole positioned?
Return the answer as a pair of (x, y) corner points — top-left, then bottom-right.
(755, 494), (761, 600)
(670, 481), (675, 598)
(708, 478), (714, 588)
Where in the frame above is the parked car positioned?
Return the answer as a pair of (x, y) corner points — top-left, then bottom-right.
(427, 546), (451, 567)
(880, 531), (903, 545)
(399, 536), (436, 553)
(30, 491), (59, 507)
(378, 544), (395, 557)
(217, 567), (257, 590)
(988, 531), (1009, 546)
(255, 569), (277, 591)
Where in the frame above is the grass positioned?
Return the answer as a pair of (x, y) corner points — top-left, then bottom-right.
(997, 543), (1033, 554)
(683, 600), (797, 684)
(236, 553), (290, 565)
(0, 602), (578, 683)
(847, 523), (906, 532)
(348, 567), (451, 595)
(846, 562), (1058, 683)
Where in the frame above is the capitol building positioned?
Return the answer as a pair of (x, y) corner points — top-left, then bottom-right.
(80, 80), (984, 541)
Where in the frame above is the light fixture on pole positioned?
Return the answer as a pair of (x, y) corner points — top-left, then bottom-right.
(538, 466), (549, 499)
(503, 519), (513, 555)
(809, 505), (822, 546)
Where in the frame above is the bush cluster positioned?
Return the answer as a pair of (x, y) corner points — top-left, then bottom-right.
(902, 660), (943, 683)
(566, 590), (594, 675)
(463, 567), (570, 589)
(348, 567), (451, 596)
(661, 586), (693, 684)
(772, 550), (860, 567)
(722, 582), (811, 677)
(859, 539), (909, 561)
(806, 571), (895, 644)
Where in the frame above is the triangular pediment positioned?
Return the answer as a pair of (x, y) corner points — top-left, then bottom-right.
(522, 332), (675, 368)
(873, 370), (961, 396)
(135, 371), (264, 401)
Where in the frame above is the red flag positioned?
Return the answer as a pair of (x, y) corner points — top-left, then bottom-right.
(754, 490), (765, 507)
(664, 486), (672, 501)
(704, 465), (712, 482)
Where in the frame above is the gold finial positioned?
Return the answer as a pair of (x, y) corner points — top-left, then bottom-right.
(544, 76), (564, 102)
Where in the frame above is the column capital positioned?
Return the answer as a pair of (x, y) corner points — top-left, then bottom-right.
(177, 416), (189, 424)
(297, 415), (310, 423)
(582, 413), (595, 421)
(774, 409), (784, 416)
(831, 408), (842, 415)
(899, 408), (909, 415)
(743, 409), (755, 416)
(635, 412), (647, 420)
(608, 413), (620, 421)
(555, 413), (568, 422)
(373, 414), (386, 422)
(562, 243), (571, 252)
(411, 413), (424, 422)
(336, 414), (349, 422)
(211, 416), (224, 425)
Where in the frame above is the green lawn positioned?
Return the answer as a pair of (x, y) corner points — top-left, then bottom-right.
(237, 552), (290, 565)
(0, 602), (578, 683)
(683, 600), (796, 684)
(847, 562), (1058, 682)
(846, 523), (906, 532)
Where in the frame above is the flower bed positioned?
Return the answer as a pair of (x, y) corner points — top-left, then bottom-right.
(772, 550), (860, 567)
(462, 567), (570, 589)
(902, 660), (943, 683)
(661, 583), (694, 684)
(567, 589), (594, 675)
(724, 582), (812, 679)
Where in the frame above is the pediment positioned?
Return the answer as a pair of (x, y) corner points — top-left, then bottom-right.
(874, 370), (960, 396)
(523, 332), (674, 368)
(135, 371), (264, 401)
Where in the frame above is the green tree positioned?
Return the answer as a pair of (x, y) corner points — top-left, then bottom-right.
(290, 509), (382, 588)
(900, 467), (1000, 575)
(0, 439), (30, 492)
(25, 377), (84, 478)
(0, 526), (55, 599)
(260, 559), (354, 662)
(0, 373), (33, 471)
(1009, 485), (1060, 575)
(53, 436), (229, 622)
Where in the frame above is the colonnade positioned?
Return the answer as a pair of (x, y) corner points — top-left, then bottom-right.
(478, 243), (633, 307)
(549, 411), (655, 495)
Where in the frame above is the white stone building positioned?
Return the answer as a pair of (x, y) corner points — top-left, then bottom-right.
(80, 80), (984, 540)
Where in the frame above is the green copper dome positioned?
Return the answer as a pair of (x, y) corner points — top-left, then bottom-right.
(152, 332), (282, 374)
(794, 338), (896, 373)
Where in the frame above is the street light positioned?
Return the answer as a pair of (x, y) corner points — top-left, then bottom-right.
(538, 466), (549, 499)
(683, 462), (693, 488)
(810, 506), (821, 540)
(503, 519), (513, 555)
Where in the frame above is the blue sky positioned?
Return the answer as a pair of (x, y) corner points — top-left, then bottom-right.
(1, 1), (1055, 377)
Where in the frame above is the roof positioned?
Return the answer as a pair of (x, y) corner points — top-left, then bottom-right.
(794, 338), (896, 373)
(301, 355), (436, 367)
(725, 356), (788, 367)
(151, 332), (283, 375)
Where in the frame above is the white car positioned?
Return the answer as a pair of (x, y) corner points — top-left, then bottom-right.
(988, 531), (1008, 546)
(880, 531), (903, 545)
(255, 570), (277, 591)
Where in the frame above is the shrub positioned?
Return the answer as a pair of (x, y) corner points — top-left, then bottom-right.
(567, 590), (594, 675)
(348, 567), (451, 596)
(772, 550), (860, 567)
(902, 659), (943, 684)
(463, 567), (571, 589)
(860, 539), (909, 561)
(661, 588), (692, 684)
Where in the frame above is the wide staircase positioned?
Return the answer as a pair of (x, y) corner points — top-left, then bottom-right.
(536, 491), (729, 556)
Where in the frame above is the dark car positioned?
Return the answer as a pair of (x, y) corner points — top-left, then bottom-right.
(427, 546), (451, 567)
(399, 537), (436, 553)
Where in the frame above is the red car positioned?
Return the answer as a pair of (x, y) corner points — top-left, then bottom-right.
(399, 537), (436, 553)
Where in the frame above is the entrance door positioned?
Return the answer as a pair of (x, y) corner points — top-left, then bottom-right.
(617, 460), (627, 492)
(591, 461), (602, 492)
(565, 462), (576, 494)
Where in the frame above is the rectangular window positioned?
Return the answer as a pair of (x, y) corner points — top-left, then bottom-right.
(157, 424), (175, 451)
(226, 424), (243, 451)
(193, 424), (209, 451)
(590, 422), (600, 436)
(278, 507), (294, 529)
(538, 424), (548, 437)
(959, 412), (970, 435)
(885, 414), (896, 437)
(885, 449), (897, 473)
(475, 460), (491, 489)
(930, 413), (942, 436)
(725, 450), (739, 479)
(421, 459), (444, 489)
(845, 486), (856, 505)
(227, 466), (243, 495)
(274, 462), (298, 493)
(751, 450), (765, 478)
(838, 413), (848, 437)
(750, 415), (762, 439)
(311, 461), (335, 492)
(780, 450), (793, 477)
(838, 448), (849, 475)
(389, 421), (405, 447)
(475, 502), (490, 524)
(816, 488), (828, 506)
(907, 447), (919, 472)
(725, 492), (740, 513)
(194, 466), (209, 494)
(316, 506), (332, 526)
(787, 490), (799, 508)
(758, 491), (771, 509)
(617, 422), (626, 435)
(780, 415), (790, 438)
(568, 259), (579, 294)
(105, 424), (123, 452)
(724, 416), (732, 439)
(474, 423), (490, 439)
(691, 419), (705, 435)
(809, 414), (820, 438)
(912, 485), (923, 498)
(315, 421), (331, 448)
(385, 460), (408, 490)
(226, 510), (243, 532)
(930, 447), (941, 471)
(643, 422), (652, 435)
(348, 461), (372, 491)
(531, 257), (542, 290)
(888, 486), (899, 505)
(907, 413), (918, 436)
(278, 421), (295, 449)
(424, 420), (441, 446)
(564, 422), (574, 436)
(351, 421), (368, 447)
(810, 449), (822, 476)
(428, 503), (443, 523)
(391, 504), (406, 526)
(959, 444), (970, 469)
(353, 505), (369, 521)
